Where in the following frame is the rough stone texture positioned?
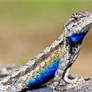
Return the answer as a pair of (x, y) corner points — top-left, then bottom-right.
(0, 64), (92, 92)
(0, 64), (19, 80)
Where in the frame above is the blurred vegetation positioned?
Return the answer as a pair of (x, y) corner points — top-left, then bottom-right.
(0, 0), (92, 77)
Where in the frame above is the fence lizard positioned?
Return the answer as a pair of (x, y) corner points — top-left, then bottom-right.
(0, 11), (92, 92)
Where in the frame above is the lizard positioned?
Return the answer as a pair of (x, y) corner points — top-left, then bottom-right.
(0, 11), (92, 92)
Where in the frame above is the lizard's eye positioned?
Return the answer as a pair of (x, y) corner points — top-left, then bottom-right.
(69, 33), (86, 43)
(72, 12), (87, 21)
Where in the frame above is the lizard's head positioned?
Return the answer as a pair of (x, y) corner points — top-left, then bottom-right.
(64, 11), (92, 44)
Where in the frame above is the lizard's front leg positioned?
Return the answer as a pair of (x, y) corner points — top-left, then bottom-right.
(50, 50), (71, 91)
(63, 64), (85, 85)
(50, 53), (84, 91)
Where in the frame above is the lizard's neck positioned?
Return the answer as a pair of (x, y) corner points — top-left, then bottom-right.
(64, 36), (82, 64)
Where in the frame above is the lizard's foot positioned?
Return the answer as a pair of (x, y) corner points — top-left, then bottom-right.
(48, 84), (64, 92)
(50, 76), (85, 91)
(63, 67), (85, 84)
(60, 75), (85, 90)
(48, 80), (67, 92)
(64, 74), (85, 84)
(47, 84), (57, 92)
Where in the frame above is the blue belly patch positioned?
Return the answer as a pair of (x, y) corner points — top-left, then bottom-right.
(27, 58), (61, 88)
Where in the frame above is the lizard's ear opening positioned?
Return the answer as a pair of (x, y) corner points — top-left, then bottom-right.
(69, 32), (87, 44)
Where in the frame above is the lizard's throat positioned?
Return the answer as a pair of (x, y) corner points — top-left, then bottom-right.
(65, 37), (82, 63)
(68, 32), (88, 44)
(66, 34), (84, 55)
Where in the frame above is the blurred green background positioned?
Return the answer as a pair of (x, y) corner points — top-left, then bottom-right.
(0, 0), (92, 77)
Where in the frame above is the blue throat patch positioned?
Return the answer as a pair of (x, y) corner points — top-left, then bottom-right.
(69, 34), (85, 43)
